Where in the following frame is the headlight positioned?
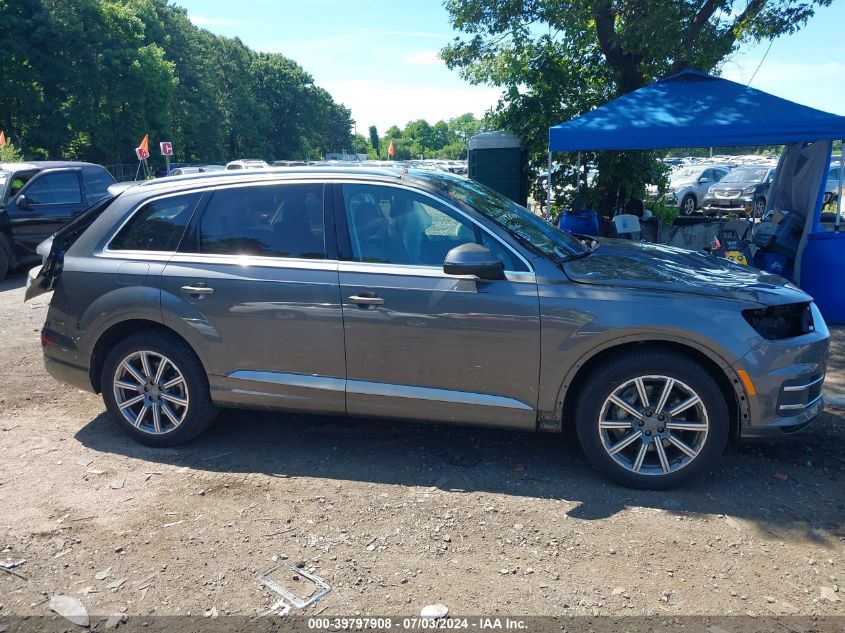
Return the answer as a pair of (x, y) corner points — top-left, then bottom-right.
(742, 186), (756, 194)
(743, 303), (813, 339)
(707, 186), (715, 193)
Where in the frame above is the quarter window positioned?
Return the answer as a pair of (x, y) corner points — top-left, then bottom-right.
(110, 193), (201, 251)
(191, 183), (325, 259)
(24, 172), (82, 205)
(341, 183), (526, 271)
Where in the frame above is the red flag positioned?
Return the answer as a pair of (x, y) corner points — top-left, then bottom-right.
(0, 131), (6, 146)
(387, 140), (395, 158)
(135, 134), (150, 161)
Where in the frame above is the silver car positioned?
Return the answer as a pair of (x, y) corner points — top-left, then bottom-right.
(26, 168), (829, 489)
(669, 165), (730, 215)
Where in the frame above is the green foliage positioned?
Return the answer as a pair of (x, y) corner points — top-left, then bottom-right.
(376, 113), (486, 160)
(368, 126), (380, 155)
(442, 0), (831, 214)
(0, 0), (352, 168)
(0, 140), (23, 162)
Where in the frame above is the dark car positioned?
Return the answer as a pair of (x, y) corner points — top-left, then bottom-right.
(702, 165), (775, 218)
(0, 161), (114, 280)
(26, 168), (829, 489)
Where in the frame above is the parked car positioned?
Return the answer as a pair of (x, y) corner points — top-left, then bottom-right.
(0, 161), (114, 280)
(668, 165), (730, 215)
(225, 159), (270, 170)
(168, 165), (225, 176)
(824, 159), (842, 207)
(702, 165), (775, 217)
(26, 167), (828, 489)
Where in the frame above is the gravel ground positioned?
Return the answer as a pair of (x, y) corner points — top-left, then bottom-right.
(1, 269), (844, 623)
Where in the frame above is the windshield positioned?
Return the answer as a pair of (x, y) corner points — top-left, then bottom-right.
(721, 167), (768, 183)
(416, 171), (588, 261)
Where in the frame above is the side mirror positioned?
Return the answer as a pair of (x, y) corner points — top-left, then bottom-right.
(443, 243), (505, 280)
(15, 194), (32, 210)
(698, 177), (709, 184)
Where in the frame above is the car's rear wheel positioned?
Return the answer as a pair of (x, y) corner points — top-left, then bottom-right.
(575, 350), (729, 489)
(101, 330), (217, 447)
(680, 194), (696, 216)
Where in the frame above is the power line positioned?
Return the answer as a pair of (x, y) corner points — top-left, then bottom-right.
(747, 38), (774, 86)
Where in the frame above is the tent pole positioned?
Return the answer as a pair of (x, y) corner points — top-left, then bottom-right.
(837, 143), (843, 231)
(546, 149), (553, 219)
(576, 152), (581, 190)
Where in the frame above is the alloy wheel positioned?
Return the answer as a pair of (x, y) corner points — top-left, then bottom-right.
(112, 350), (189, 434)
(598, 375), (709, 476)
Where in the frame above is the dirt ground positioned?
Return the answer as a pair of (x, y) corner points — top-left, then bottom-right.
(1, 269), (844, 623)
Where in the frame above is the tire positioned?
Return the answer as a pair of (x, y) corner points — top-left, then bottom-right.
(101, 329), (217, 447)
(0, 234), (11, 282)
(575, 349), (729, 490)
(680, 194), (696, 216)
(753, 196), (766, 218)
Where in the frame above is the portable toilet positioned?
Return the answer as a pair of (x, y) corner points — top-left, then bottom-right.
(467, 132), (528, 207)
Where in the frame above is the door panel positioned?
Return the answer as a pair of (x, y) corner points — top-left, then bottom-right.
(161, 257), (346, 413)
(336, 182), (540, 428)
(7, 169), (86, 254)
(340, 266), (539, 427)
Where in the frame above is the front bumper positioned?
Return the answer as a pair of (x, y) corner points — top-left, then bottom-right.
(703, 195), (754, 215)
(734, 303), (830, 438)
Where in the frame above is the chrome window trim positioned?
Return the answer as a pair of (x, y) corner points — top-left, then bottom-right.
(167, 252), (339, 271)
(338, 260), (536, 282)
(335, 178), (534, 274)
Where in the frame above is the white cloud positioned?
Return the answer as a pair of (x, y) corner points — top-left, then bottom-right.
(323, 79), (501, 133)
(404, 50), (442, 66)
(188, 14), (246, 28)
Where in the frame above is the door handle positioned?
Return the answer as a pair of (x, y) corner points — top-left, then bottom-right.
(348, 293), (385, 306)
(181, 284), (214, 296)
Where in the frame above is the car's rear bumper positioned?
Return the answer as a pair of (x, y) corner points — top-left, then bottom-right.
(42, 326), (95, 393)
(734, 303), (830, 438)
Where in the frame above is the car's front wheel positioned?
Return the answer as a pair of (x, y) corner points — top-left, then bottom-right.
(753, 196), (766, 218)
(101, 330), (217, 447)
(680, 194), (697, 216)
(575, 350), (729, 489)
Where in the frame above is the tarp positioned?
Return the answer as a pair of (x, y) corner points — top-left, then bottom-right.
(549, 69), (845, 152)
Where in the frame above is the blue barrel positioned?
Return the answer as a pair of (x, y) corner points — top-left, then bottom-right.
(558, 210), (599, 236)
(799, 231), (845, 325)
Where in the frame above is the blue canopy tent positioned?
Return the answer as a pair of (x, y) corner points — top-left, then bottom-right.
(547, 69), (845, 323)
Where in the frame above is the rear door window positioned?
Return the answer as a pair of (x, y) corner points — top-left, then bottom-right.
(187, 183), (325, 259)
(23, 171), (82, 205)
(110, 193), (202, 252)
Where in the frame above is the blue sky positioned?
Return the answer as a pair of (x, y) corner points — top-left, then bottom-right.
(176, 0), (845, 135)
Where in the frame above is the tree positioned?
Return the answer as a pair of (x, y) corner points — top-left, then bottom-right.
(0, 0), (353, 169)
(368, 125), (380, 155)
(442, 0), (832, 212)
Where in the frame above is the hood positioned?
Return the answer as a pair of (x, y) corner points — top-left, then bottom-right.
(563, 240), (810, 306)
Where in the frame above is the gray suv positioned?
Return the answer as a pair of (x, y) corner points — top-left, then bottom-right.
(26, 168), (830, 489)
